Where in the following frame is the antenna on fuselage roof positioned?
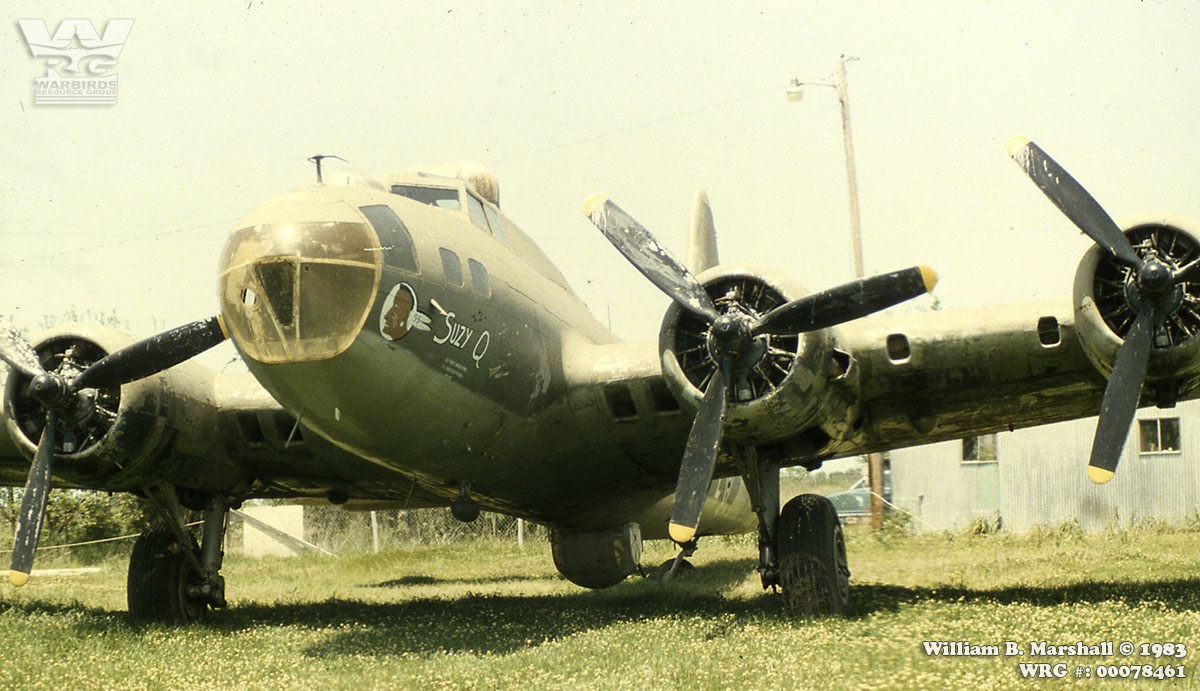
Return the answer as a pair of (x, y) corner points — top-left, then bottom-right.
(307, 154), (347, 183)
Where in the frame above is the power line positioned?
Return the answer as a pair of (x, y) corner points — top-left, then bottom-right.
(0, 218), (236, 268)
(485, 85), (785, 165)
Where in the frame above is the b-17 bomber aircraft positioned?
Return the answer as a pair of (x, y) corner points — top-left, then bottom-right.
(2, 139), (1198, 621)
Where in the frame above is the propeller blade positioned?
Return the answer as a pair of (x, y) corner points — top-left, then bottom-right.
(73, 316), (228, 391)
(1087, 307), (1155, 484)
(584, 195), (719, 322)
(668, 363), (731, 544)
(753, 266), (937, 336)
(1174, 257), (1200, 285)
(1007, 137), (1142, 269)
(10, 410), (57, 586)
(0, 317), (45, 379)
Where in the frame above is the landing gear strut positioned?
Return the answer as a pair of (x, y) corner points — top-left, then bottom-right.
(742, 450), (850, 616)
(654, 539), (697, 580)
(129, 486), (230, 622)
(739, 449), (781, 589)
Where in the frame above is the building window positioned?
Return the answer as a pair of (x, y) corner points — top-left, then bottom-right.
(962, 434), (998, 463)
(1139, 417), (1180, 453)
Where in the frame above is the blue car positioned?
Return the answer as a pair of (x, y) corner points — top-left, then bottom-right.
(825, 475), (892, 518)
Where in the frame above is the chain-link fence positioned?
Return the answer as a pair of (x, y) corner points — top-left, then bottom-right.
(230, 505), (549, 556)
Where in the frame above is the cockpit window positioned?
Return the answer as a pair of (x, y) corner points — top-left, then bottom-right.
(359, 204), (419, 272)
(482, 203), (505, 243)
(390, 184), (461, 210)
(466, 194), (491, 234)
(439, 247), (463, 287)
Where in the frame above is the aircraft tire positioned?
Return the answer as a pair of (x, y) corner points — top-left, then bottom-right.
(777, 493), (849, 616)
(127, 523), (207, 623)
(652, 558), (694, 580)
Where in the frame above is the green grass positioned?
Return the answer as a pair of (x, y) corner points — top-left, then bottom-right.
(2, 526), (1199, 689)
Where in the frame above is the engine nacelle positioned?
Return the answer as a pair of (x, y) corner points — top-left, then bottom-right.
(659, 266), (854, 444)
(550, 523), (642, 589)
(3, 324), (240, 494)
(1073, 215), (1200, 389)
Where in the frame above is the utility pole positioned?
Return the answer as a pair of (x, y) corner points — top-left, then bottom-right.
(834, 57), (865, 280)
(791, 56), (886, 530)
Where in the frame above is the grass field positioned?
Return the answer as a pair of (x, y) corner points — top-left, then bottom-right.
(2, 523), (1199, 690)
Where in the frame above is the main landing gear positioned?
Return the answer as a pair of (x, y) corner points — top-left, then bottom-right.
(128, 486), (231, 623)
(777, 493), (850, 616)
(742, 454), (850, 616)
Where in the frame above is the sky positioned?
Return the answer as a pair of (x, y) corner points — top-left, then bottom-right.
(2, 1), (1199, 371)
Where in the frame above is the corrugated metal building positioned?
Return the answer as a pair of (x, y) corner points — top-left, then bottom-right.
(889, 400), (1200, 532)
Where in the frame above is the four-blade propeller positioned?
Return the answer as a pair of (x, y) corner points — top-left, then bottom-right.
(1008, 138), (1176, 484)
(585, 195), (936, 543)
(0, 315), (228, 586)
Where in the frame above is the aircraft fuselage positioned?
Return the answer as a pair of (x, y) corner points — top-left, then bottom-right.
(216, 169), (750, 534)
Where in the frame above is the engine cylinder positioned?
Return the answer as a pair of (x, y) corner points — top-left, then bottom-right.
(550, 523), (641, 589)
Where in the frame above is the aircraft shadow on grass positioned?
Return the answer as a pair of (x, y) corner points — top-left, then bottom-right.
(240, 565), (1200, 658)
(847, 578), (1200, 618)
(367, 573), (558, 588)
(3, 565), (1197, 657)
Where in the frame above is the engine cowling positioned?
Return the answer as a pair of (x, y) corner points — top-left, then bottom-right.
(659, 265), (854, 444)
(3, 324), (240, 494)
(1073, 215), (1200, 388)
(550, 523), (642, 589)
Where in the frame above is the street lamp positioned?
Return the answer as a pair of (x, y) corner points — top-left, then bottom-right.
(789, 56), (887, 531)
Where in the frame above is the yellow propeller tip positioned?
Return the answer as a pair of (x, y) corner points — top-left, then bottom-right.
(582, 194), (608, 218)
(9, 570), (29, 587)
(918, 265), (939, 292)
(1087, 466), (1115, 485)
(1006, 136), (1031, 159)
(668, 522), (696, 544)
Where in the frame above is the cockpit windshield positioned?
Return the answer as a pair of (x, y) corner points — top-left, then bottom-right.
(390, 184), (461, 210)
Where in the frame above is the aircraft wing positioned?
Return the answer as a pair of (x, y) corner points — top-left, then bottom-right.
(559, 295), (1191, 479)
(0, 420), (34, 486)
(0, 350), (446, 510)
(827, 299), (1112, 460)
